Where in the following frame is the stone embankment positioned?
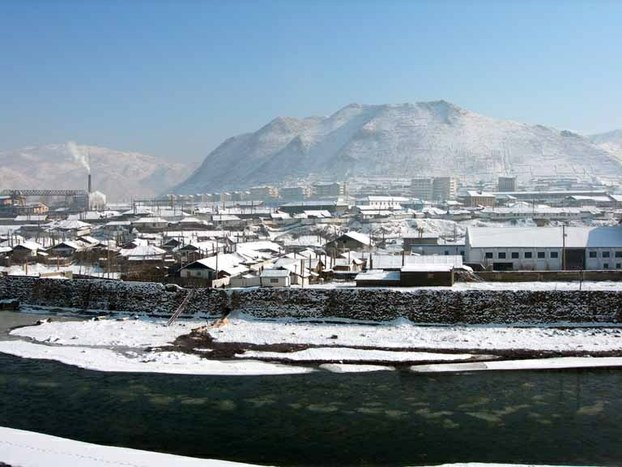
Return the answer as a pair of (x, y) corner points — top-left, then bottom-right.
(1, 276), (621, 324)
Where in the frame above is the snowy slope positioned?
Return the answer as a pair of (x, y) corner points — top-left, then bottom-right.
(175, 101), (622, 193)
(0, 143), (193, 201)
(590, 129), (622, 161)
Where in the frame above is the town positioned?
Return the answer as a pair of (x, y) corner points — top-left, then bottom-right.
(2, 173), (621, 289)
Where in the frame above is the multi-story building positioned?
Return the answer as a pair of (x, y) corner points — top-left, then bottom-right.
(411, 177), (456, 201)
(432, 177), (457, 202)
(249, 186), (279, 201)
(411, 177), (433, 201)
(280, 186), (311, 201)
(313, 182), (345, 198)
(498, 176), (517, 192)
(464, 190), (496, 207)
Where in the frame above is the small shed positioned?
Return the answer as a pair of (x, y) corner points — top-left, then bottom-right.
(260, 269), (291, 288)
(400, 264), (454, 287)
(354, 270), (401, 287)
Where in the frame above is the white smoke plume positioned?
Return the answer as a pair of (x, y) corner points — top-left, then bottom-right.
(67, 141), (90, 174)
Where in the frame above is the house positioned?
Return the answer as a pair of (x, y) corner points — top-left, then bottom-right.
(131, 217), (169, 232)
(10, 241), (45, 261)
(356, 254), (461, 287)
(176, 240), (223, 263)
(230, 273), (261, 288)
(324, 232), (373, 255)
(259, 269), (291, 288)
(465, 226), (622, 271)
(119, 244), (166, 262)
(180, 253), (249, 286)
(399, 263), (455, 286)
(47, 241), (85, 257)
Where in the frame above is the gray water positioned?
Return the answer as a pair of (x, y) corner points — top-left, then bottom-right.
(0, 312), (621, 465)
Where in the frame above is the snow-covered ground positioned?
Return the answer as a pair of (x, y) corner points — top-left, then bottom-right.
(0, 426), (576, 467)
(208, 312), (622, 353)
(1, 310), (621, 375)
(0, 426), (256, 467)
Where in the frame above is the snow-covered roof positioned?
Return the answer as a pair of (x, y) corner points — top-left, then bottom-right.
(119, 244), (166, 257)
(47, 219), (92, 230)
(260, 269), (290, 278)
(235, 241), (281, 254)
(49, 241), (83, 251)
(401, 264), (454, 272)
(184, 253), (248, 275)
(341, 231), (372, 246)
(132, 217), (168, 224)
(466, 191), (495, 197)
(354, 270), (400, 282)
(177, 240), (221, 252)
(177, 216), (207, 224)
(212, 214), (241, 222)
(271, 212), (291, 220)
(14, 215), (47, 222)
(77, 235), (100, 245)
(467, 226), (622, 249)
(13, 241), (44, 251)
(67, 211), (120, 221)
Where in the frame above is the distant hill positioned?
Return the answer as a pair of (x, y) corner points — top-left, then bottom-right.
(174, 101), (622, 194)
(590, 129), (622, 162)
(0, 143), (193, 202)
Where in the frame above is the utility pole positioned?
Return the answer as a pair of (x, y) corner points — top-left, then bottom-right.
(561, 224), (567, 270)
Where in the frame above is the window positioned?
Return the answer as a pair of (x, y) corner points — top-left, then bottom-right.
(524, 252), (532, 259)
(270, 278), (279, 283)
(604, 263), (609, 269)
(589, 251), (597, 258)
(485, 252), (493, 259)
(537, 252), (545, 259)
(550, 252), (558, 258)
(602, 251), (611, 258)
(616, 263), (621, 269)
(511, 252), (519, 259)
(498, 252), (506, 259)
(616, 251), (622, 258)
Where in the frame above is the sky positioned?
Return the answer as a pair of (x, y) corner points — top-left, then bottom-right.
(2, 0), (622, 164)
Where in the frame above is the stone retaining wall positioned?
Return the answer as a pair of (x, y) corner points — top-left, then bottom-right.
(1, 276), (621, 324)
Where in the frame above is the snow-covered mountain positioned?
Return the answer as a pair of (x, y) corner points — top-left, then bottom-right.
(0, 143), (193, 201)
(175, 101), (622, 193)
(590, 130), (622, 161)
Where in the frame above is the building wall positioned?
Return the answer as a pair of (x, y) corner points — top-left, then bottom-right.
(260, 276), (290, 287)
(432, 177), (457, 201)
(411, 178), (433, 201)
(498, 176), (517, 192)
(467, 246), (622, 271)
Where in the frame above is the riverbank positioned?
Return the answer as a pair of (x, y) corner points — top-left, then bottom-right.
(3, 276), (622, 324)
(1, 310), (622, 375)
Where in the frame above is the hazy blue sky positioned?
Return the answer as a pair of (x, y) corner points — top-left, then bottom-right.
(2, 0), (621, 163)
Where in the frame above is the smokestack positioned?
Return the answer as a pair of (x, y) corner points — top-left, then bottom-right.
(88, 174), (92, 193)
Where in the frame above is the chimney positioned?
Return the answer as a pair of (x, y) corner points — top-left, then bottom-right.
(88, 174), (92, 193)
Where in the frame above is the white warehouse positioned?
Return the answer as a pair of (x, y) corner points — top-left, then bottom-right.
(466, 226), (622, 271)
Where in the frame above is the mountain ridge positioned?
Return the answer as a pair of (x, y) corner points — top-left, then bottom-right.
(0, 143), (194, 202)
(174, 101), (622, 193)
